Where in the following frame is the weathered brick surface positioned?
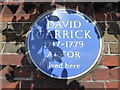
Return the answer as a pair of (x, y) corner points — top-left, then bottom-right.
(104, 33), (118, 42)
(110, 68), (119, 80)
(0, 32), (4, 52)
(80, 82), (104, 88)
(16, 5), (26, 14)
(1, 80), (20, 89)
(103, 56), (119, 66)
(81, 74), (91, 81)
(92, 68), (110, 80)
(109, 43), (119, 54)
(105, 82), (120, 89)
(0, 2), (24, 5)
(1, 55), (24, 65)
(0, 66), (14, 77)
(0, 43), (4, 53)
(1, 5), (13, 14)
(0, 23), (8, 31)
(104, 43), (108, 54)
(15, 14), (30, 22)
(4, 43), (20, 53)
(0, 2), (120, 89)
(2, 15), (14, 22)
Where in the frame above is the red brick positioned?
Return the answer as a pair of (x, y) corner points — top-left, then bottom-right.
(103, 56), (119, 66)
(116, 13), (120, 17)
(92, 68), (110, 80)
(2, 15), (14, 22)
(105, 82), (120, 89)
(80, 82), (104, 88)
(0, 2), (24, 5)
(95, 13), (105, 21)
(1, 5), (13, 14)
(81, 74), (91, 81)
(14, 67), (32, 78)
(15, 14), (30, 22)
(105, 13), (111, 21)
(0, 66), (14, 77)
(29, 4), (43, 22)
(30, 13), (39, 22)
(1, 14), (30, 22)
(29, 8), (41, 22)
(0, 14), (2, 21)
(110, 68), (119, 80)
(16, 5), (26, 14)
(112, 13), (120, 21)
(2, 79), (20, 89)
(1, 55), (24, 65)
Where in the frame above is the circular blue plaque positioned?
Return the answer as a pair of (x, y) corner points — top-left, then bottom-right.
(28, 9), (102, 79)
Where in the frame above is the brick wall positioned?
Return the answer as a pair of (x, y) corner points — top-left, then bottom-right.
(0, 1), (120, 89)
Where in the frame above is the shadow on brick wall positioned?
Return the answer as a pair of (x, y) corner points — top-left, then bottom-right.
(96, 22), (120, 39)
(1, 54), (84, 89)
(1, 2), (120, 89)
(107, 22), (120, 39)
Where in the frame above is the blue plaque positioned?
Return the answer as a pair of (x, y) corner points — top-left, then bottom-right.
(27, 9), (102, 79)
